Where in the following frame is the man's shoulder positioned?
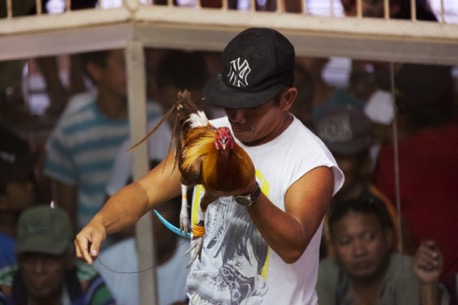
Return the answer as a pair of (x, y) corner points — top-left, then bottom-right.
(52, 99), (98, 135)
(318, 257), (340, 276)
(284, 118), (331, 153)
(387, 253), (413, 272)
(61, 90), (97, 118)
(73, 262), (116, 304)
(0, 234), (16, 268)
(0, 265), (17, 286)
(0, 265), (18, 301)
(75, 261), (103, 283)
(316, 257), (347, 300)
(384, 253), (418, 284)
(381, 254), (420, 302)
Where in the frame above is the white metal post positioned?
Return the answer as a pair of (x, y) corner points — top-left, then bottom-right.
(125, 40), (158, 305)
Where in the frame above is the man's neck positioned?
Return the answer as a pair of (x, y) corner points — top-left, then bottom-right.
(96, 91), (128, 120)
(28, 290), (63, 305)
(351, 277), (382, 305)
(350, 258), (389, 305)
(0, 211), (20, 237)
(243, 112), (294, 147)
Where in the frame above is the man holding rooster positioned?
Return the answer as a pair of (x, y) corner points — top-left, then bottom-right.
(75, 27), (344, 305)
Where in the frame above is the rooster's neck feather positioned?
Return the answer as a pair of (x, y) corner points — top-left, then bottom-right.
(186, 111), (209, 128)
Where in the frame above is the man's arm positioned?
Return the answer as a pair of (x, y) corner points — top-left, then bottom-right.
(75, 152), (182, 264)
(247, 166), (334, 263)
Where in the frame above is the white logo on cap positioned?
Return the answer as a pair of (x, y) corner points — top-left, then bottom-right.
(227, 58), (251, 87)
(319, 113), (353, 143)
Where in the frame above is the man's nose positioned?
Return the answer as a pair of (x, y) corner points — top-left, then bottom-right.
(32, 258), (45, 274)
(226, 108), (245, 123)
(352, 239), (368, 256)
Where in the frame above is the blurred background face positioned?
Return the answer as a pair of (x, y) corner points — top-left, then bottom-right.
(91, 49), (127, 99)
(332, 211), (392, 281)
(19, 252), (69, 300)
(2, 180), (36, 212)
(298, 57), (329, 79)
(156, 84), (181, 110)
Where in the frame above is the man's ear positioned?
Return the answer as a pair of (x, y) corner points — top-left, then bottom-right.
(281, 87), (298, 111)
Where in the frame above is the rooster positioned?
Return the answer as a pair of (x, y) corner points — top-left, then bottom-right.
(130, 90), (255, 265)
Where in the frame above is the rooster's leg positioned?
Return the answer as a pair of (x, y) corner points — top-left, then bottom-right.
(186, 219), (205, 267)
(179, 184), (190, 237)
(186, 196), (212, 267)
(186, 215), (205, 267)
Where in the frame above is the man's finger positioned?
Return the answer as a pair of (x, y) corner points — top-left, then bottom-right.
(75, 234), (95, 264)
(89, 242), (100, 260)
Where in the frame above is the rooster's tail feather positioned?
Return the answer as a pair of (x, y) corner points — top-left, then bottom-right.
(126, 90), (205, 177)
(127, 102), (178, 152)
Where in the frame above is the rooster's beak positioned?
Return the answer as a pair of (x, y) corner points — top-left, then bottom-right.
(220, 137), (228, 150)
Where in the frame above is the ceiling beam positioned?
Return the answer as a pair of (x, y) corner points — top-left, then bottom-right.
(0, 6), (457, 65)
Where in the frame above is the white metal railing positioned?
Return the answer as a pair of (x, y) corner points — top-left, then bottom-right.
(1, 0), (458, 64)
(0, 0), (458, 64)
(3, 0), (458, 20)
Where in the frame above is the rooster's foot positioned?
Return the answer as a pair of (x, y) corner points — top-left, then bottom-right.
(185, 221), (205, 267)
(186, 237), (204, 268)
(179, 219), (190, 238)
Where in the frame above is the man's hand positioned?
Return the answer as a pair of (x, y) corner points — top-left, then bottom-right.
(74, 218), (107, 265)
(412, 240), (443, 285)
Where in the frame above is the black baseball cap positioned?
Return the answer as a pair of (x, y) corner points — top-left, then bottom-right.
(204, 28), (295, 108)
(0, 126), (36, 187)
(314, 106), (373, 155)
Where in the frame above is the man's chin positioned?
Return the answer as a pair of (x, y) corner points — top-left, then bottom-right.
(350, 270), (378, 282)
